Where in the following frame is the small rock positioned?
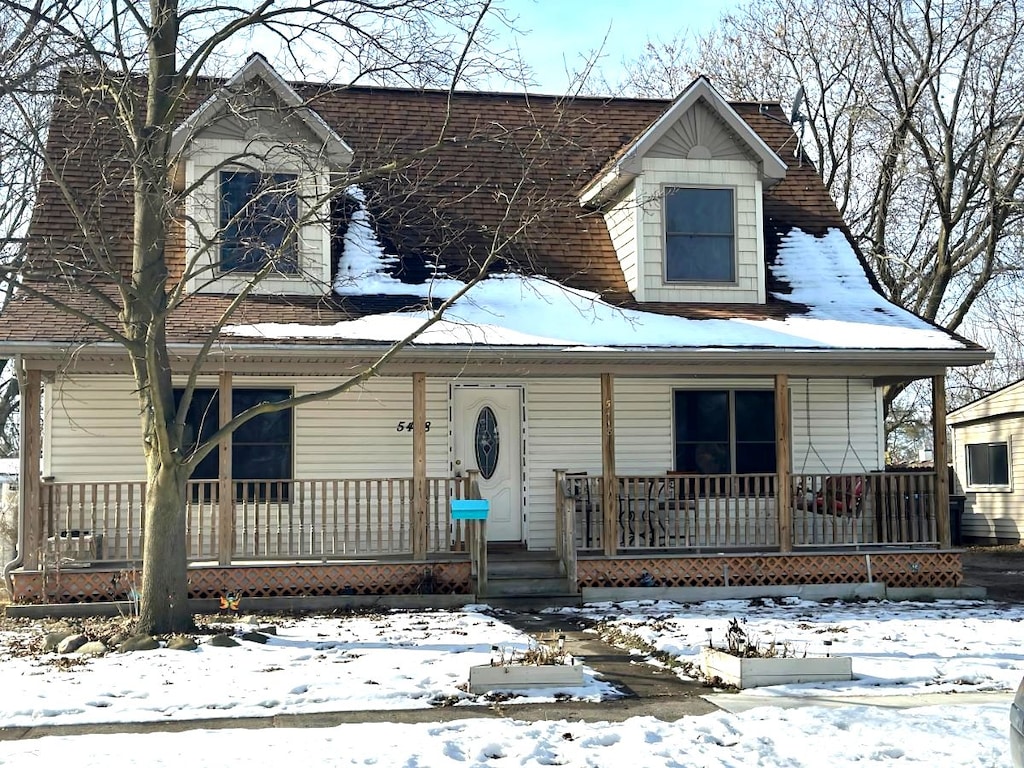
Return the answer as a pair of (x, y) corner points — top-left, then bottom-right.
(257, 625), (278, 636)
(241, 631), (268, 644)
(120, 634), (160, 652)
(77, 641), (108, 657)
(208, 633), (239, 648)
(239, 615), (261, 625)
(57, 634), (88, 654)
(43, 631), (75, 652)
(166, 635), (198, 651)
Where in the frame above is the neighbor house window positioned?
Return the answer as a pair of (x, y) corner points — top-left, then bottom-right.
(664, 187), (735, 282)
(673, 390), (775, 474)
(219, 171), (298, 273)
(966, 442), (1010, 487)
(176, 387), (293, 498)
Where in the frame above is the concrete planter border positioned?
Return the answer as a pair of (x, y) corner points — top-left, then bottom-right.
(700, 646), (852, 689)
(468, 663), (584, 694)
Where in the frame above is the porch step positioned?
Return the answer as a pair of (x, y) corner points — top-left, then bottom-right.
(484, 576), (573, 597)
(487, 557), (563, 579)
(481, 549), (576, 599)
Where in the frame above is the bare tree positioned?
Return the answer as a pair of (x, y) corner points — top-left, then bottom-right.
(617, 0), (1024, 414)
(0, 2), (77, 457)
(0, 0), (569, 633)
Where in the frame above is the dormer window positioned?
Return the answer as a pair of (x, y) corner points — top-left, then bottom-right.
(219, 171), (299, 274)
(665, 186), (735, 283)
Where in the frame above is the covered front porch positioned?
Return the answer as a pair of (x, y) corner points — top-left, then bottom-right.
(7, 364), (958, 604)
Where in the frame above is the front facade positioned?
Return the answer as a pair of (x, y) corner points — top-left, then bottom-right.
(0, 59), (987, 603)
(949, 379), (1024, 544)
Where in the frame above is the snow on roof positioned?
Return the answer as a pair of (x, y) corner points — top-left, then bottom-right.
(225, 227), (963, 351)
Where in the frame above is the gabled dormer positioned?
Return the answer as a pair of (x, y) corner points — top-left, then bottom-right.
(170, 54), (353, 296)
(581, 77), (787, 305)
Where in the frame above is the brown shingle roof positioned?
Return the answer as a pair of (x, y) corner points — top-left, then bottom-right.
(0, 76), (852, 347)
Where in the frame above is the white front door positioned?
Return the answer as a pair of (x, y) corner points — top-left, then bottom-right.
(452, 386), (523, 542)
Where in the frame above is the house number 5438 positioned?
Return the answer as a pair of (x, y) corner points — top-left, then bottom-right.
(396, 421), (431, 432)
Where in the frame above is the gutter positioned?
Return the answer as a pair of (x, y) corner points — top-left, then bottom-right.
(0, 340), (994, 368)
(2, 355), (24, 596)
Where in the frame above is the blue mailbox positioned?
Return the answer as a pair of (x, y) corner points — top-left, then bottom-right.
(450, 499), (490, 520)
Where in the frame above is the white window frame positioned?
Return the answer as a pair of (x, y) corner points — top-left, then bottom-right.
(965, 438), (1012, 491)
(216, 169), (300, 277)
(662, 184), (738, 286)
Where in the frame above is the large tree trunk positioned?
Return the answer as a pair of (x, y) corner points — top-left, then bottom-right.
(137, 463), (193, 633)
(131, 0), (189, 635)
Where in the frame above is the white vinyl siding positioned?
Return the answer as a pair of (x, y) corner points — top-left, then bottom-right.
(603, 188), (639, 295)
(45, 376), (147, 480)
(637, 157), (763, 304)
(43, 374), (884, 550)
(613, 377), (881, 476)
(45, 376), (449, 482)
(184, 137), (332, 296)
(292, 378), (449, 479)
(523, 379), (601, 549)
(948, 380), (1024, 425)
(951, 419), (1024, 543)
(789, 379), (883, 474)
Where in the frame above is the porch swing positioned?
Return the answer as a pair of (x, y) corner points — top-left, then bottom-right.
(793, 379), (866, 518)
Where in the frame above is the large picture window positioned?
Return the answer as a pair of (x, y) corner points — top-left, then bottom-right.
(176, 387), (293, 497)
(664, 187), (735, 283)
(219, 171), (298, 273)
(966, 442), (1010, 487)
(673, 389), (775, 474)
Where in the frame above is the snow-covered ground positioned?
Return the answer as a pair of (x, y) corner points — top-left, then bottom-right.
(561, 597), (1024, 697)
(0, 598), (1019, 766)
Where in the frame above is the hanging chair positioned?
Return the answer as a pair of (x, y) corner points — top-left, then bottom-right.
(793, 378), (868, 518)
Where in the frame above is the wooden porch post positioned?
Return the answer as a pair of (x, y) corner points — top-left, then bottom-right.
(412, 372), (427, 559)
(601, 373), (618, 557)
(775, 374), (792, 553)
(218, 371), (234, 565)
(19, 367), (42, 569)
(933, 374), (951, 548)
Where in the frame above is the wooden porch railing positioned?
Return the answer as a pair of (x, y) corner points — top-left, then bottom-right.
(557, 471), (778, 552)
(556, 470), (940, 553)
(39, 476), (474, 564)
(792, 471), (938, 548)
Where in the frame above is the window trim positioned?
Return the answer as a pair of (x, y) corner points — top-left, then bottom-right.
(217, 169), (300, 276)
(965, 438), (1012, 491)
(175, 386), (295, 499)
(671, 387), (777, 475)
(662, 184), (738, 286)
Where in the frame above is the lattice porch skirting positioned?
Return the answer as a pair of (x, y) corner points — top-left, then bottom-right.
(577, 551), (963, 590)
(10, 551), (962, 604)
(10, 561), (473, 604)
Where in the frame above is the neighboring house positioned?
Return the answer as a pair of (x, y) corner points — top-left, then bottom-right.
(0, 56), (989, 604)
(0, 457), (16, 567)
(949, 379), (1024, 544)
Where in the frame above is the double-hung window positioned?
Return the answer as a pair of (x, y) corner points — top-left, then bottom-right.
(966, 442), (1010, 488)
(219, 171), (299, 273)
(673, 390), (775, 474)
(664, 187), (735, 282)
(176, 387), (293, 498)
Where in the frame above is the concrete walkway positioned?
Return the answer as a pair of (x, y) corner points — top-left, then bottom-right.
(0, 608), (1011, 742)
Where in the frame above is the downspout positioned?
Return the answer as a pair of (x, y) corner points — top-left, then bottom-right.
(2, 354), (25, 595)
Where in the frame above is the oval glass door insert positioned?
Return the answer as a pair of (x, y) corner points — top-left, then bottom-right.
(474, 406), (500, 479)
